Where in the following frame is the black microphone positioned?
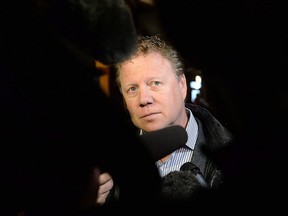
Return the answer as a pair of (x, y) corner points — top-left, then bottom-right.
(139, 125), (188, 161)
(44, 0), (137, 65)
(180, 162), (209, 188)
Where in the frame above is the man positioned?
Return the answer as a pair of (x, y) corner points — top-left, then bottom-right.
(97, 35), (233, 204)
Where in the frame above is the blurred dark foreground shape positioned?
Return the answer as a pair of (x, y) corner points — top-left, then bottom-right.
(0, 1), (162, 215)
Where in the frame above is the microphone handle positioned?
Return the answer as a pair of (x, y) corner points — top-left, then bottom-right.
(194, 173), (209, 188)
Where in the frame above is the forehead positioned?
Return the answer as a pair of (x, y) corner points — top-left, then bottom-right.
(121, 52), (173, 75)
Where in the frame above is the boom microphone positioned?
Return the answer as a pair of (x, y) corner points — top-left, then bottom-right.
(139, 125), (188, 161)
(180, 162), (209, 188)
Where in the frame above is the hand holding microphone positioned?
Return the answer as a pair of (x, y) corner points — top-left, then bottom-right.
(93, 126), (188, 205)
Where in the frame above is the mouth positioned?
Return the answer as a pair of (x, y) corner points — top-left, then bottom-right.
(141, 112), (160, 119)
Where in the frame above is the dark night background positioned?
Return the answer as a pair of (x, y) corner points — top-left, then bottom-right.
(130, 0), (288, 212)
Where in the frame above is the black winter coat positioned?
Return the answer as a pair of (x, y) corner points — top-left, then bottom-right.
(185, 103), (233, 188)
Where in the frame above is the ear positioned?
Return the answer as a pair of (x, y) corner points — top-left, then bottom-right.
(179, 74), (187, 100)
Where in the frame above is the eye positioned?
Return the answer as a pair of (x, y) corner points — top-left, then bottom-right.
(128, 86), (137, 93)
(126, 85), (138, 97)
(150, 81), (162, 86)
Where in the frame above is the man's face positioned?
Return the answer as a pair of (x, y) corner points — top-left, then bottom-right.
(119, 52), (187, 132)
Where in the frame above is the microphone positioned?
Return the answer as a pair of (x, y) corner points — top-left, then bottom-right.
(180, 162), (209, 188)
(44, 0), (137, 65)
(139, 125), (188, 161)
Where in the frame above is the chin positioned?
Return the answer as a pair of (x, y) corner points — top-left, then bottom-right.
(144, 125), (166, 133)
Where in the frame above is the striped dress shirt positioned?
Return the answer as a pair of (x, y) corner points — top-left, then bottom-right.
(155, 108), (198, 177)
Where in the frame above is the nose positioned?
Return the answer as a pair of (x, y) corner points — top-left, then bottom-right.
(139, 87), (153, 107)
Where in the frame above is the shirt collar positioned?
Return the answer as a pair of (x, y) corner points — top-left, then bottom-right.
(185, 108), (198, 150)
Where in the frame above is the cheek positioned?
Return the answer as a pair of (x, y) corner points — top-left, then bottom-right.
(124, 99), (136, 113)
(172, 82), (186, 98)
